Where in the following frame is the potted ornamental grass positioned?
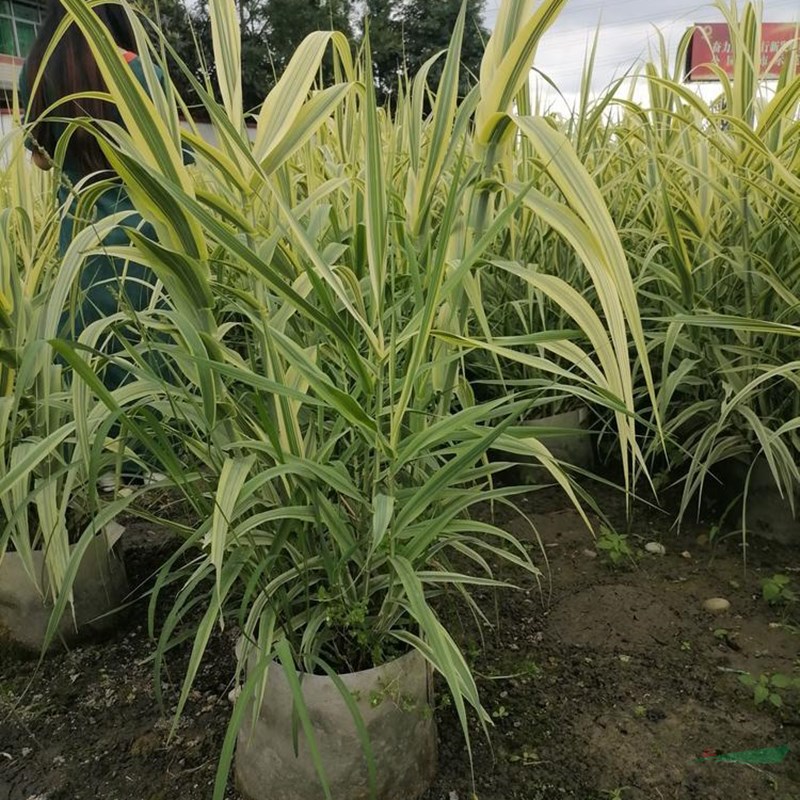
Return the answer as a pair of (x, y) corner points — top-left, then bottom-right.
(0, 129), (137, 652)
(607, 2), (800, 543)
(51, 0), (654, 796)
(465, 236), (600, 473)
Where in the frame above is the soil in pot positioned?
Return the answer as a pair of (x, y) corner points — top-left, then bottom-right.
(0, 522), (128, 653)
(235, 648), (437, 800)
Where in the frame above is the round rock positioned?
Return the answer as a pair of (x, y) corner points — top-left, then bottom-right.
(703, 597), (730, 614)
(644, 542), (666, 556)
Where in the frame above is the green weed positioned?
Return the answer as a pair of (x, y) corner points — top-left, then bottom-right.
(596, 527), (633, 567)
(738, 671), (800, 709)
(761, 574), (797, 607)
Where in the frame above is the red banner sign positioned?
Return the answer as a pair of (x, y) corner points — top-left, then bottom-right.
(685, 22), (799, 81)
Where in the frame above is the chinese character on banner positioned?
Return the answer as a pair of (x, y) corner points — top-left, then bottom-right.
(685, 21), (800, 81)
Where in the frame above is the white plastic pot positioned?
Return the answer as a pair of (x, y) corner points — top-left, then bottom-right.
(235, 648), (437, 800)
(0, 522), (127, 652)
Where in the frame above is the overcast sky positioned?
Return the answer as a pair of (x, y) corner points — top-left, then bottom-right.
(484, 0), (800, 111)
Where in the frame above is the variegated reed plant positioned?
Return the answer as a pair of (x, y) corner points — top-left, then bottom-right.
(41, 0), (653, 793)
(460, 29), (656, 449)
(580, 2), (800, 537)
(0, 120), (136, 645)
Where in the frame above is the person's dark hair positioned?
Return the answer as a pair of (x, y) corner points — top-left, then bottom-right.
(24, 0), (137, 176)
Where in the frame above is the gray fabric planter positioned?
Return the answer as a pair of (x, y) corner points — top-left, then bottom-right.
(742, 459), (799, 545)
(713, 457), (799, 545)
(0, 523), (128, 652)
(526, 406), (594, 469)
(499, 406), (594, 484)
(235, 648), (437, 800)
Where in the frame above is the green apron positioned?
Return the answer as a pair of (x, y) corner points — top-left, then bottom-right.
(20, 53), (160, 389)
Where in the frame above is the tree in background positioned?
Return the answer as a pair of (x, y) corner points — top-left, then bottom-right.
(400, 0), (487, 98)
(135, 0), (487, 113)
(362, 0), (488, 105)
(230, 0), (275, 112)
(203, 0), (354, 112)
(363, 0), (405, 105)
(136, 0), (206, 106)
(137, 0), (354, 113)
(265, 0), (353, 73)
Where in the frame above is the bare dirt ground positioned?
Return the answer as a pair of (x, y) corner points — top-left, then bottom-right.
(2, 481), (799, 800)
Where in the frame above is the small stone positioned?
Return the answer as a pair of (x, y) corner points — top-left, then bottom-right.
(228, 686), (242, 705)
(21, 747), (32, 757)
(645, 542), (666, 555)
(681, 551), (692, 559)
(582, 548), (598, 559)
(703, 597), (730, 614)
(619, 654), (631, 664)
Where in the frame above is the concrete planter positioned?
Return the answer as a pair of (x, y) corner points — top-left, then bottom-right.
(0, 523), (127, 652)
(235, 648), (437, 800)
